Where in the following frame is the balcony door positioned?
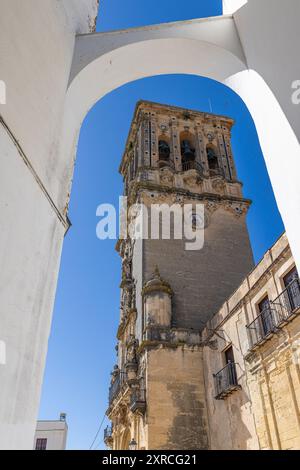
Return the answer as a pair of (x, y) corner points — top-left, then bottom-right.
(283, 267), (300, 312)
(258, 296), (273, 336)
(224, 346), (237, 386)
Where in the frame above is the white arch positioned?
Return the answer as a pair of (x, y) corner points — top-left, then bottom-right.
(60, 15), (247, 209)
(223, 0), (248, 15)
(60, 11), (300, 271)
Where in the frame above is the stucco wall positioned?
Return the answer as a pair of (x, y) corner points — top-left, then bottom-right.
(0, 0), (98, 450)
(147, 347), (209, 450)
(33, 420), (68, 450)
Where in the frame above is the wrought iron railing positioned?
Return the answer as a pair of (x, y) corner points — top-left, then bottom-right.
(213, 362), (240, 400)
(272, 278), (300, 321)
(246, 306), (280, 349)
(104, 425), (113, 442)
(182, 160), (203, 173)
(247, 278), (300, 350)
(130, 388), (146, 413)
(108, 370), (127, 405)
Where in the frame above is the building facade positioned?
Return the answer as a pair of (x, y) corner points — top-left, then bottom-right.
(203, 232), (300, 450)
(105, 101), (269, 450)
(33, 413), (68, 450)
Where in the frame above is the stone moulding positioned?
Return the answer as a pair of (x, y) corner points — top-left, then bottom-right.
(127, 180), (251, 209)
(142, 283), (173, 297)
(137, 338), (204, 355)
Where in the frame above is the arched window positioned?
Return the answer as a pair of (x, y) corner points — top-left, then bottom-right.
(158, 140), (170, 161)
(181, 139), (195, 162)
(207, 146), (219, 170)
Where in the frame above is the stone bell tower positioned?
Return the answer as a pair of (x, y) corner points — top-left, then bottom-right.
(105, 101), (254, 450)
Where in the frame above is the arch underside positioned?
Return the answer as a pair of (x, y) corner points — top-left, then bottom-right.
(60, 9), (300, 274)
(61, 16), (247, 207)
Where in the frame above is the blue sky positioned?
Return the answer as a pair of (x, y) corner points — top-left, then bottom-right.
(38, 0), (284, 450)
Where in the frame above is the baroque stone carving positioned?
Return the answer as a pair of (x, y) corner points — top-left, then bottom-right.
(211, 178), (226, 194)
(206, 132), (215, 142)
(159, 168), (174, 186)
(126, 335), (139, 364)
(205, 200), (218, 215)
(223, 201), (248, 218)
(182, 172), (203, 189)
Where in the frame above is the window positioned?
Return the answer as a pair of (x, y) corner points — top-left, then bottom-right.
(207, 146), (219, 170)
(283, 266), (299, 287)
(181, 139), (195, 161)
(213, 345), (240, 399)
(224, 346), (238, 385)
(158, 140), (170, 161)
(258, 296), (273, 336)
(35, 438), (47, 450)
(224, 345), (234, 364)
(283, 267), (300, 312)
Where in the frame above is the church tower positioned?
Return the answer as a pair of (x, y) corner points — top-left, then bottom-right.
(105, 101), (254, 450)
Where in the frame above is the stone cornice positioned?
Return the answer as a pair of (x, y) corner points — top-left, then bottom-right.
(127, 180), (252, 208)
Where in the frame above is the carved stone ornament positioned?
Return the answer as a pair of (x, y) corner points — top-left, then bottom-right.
(159, 167), (174, 186)
(205, 200), (218, 215)
(183, 172), (203, 188)
(118, 405), (129, 427)
(211, 178), (226, 194)
(126, 335), (139, 364)
(223, 201), (248, 218)
(206, 132), (215, 142)
(111, 364), (120, 383)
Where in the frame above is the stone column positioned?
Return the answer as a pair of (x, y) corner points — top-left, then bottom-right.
(170, 120), (181, 171)
(150, 113), (158, 168)
(195, 124), (208, 173)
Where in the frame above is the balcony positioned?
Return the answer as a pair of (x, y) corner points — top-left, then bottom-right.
(272, 278), (300, 322)
(182, 160), (203, 173)
(247, 279), (300, 350)
(213, 362), (241, 400)
(130, 388), (146, 414)
(209, 167), (225, 178)
(108, 370), (127, 405)
(104, 425), (113, 447)
(246, 305), (280, 350)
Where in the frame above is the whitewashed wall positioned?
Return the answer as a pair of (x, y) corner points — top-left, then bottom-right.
(0, 0), (98, 450)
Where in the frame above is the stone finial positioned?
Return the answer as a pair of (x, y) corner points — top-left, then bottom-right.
(142, 265), (173, 296)
(153, 265), (161, 278)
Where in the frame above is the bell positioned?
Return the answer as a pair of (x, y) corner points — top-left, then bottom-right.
(181, 140), (195, 160)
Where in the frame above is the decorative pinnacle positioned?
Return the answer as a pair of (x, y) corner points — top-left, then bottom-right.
(142, 265), (173, 297)
(153, 265), (161, 279)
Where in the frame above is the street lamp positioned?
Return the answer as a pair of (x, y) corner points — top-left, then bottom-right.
(128, 438), (137, 451)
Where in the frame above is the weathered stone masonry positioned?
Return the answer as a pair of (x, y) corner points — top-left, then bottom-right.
(105, 101), (255, 450)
